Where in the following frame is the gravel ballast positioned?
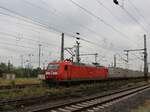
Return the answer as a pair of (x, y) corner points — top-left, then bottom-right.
(98, 87), (150, 112)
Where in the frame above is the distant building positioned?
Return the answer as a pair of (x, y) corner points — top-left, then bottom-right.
(2, 73), (16, 80)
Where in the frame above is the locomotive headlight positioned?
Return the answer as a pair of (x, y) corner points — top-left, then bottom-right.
(46, 71), (58, 75)
(46, 72), (50, 75)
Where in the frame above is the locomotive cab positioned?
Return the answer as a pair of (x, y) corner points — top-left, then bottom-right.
(45, 61), (72, 81)
(45, 63), (60, 80)
(44, 61), (109, 84)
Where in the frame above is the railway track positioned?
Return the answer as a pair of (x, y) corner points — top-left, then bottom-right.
(0, 80), (149, 111)
(0, 83), (42, 90)
(0, 84), (44, 107)
(0, 92), (50, 108)
(28, 83), (150, 112)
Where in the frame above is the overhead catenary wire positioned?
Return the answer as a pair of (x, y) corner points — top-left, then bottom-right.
(95, 0), (122, 23)
(0, 2), (134, 56)
(0, 3), (139, 49)
(0, 10), (61, 66)
(0, 44), (35, 54)
(95, 0), (143, 49)
(0, 40), (36, 49)
(0, 7), (51, 30)
(130, 52), (143, 61)
(0, 17), (115, 67)
(0, 42), (57, 62)
(0, 1), (146, 70)
(21, 0), (82, 36)
(0, 31), (58, 47)
(24, 0), (113, 46)
(114, 1), (149, 34)
(22, 0), (116, 51)
(128, 0), (150, 28)
(0, 12), (58, 34)
(0, 6), (73, 37)
(123, 9), (148, 34)
(0, 6), (111, 52)
(0, 16), (109, 55)
(68, 0), (145, 51)
(0, 39), (58, 55)
(0, 35), (57, 54)
(22, 1), (103, 42)
(0, 12), (109, 63)
(0, 14), (63, 60)
(68, 0), (132, 41)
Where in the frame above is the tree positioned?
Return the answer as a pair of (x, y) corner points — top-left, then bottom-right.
(0, 63), (8, 74)
(0, 62), (43, 78)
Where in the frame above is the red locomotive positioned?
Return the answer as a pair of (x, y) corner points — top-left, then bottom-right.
(45, 61), (108, 83)
(44, 60), (146, 84)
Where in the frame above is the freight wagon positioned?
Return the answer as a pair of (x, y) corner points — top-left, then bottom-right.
(108, 67), (145, 79)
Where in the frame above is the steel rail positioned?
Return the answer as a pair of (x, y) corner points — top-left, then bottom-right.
(29, 83), (150, 112)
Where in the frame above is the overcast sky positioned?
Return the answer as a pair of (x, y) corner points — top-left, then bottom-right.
(0, 0), (149, 70)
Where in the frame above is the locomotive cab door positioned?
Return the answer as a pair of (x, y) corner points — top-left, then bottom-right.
(64, 65), (71, 81)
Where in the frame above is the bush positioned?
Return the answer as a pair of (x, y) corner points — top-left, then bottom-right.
(9, 80), (16, 88)
(0, 63), (43, 78)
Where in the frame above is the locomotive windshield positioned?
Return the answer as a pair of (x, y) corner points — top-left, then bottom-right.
(47, 64), (60, 70)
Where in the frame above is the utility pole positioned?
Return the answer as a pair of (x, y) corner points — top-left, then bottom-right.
(20, 55), (23, 68)
(144, 34), (148, 77)
(28, 54), (33, 68)
(114, 54), (116, 68)
(125, 51), (129, 69)
(125, 51), (129, 63)
(124, 34), (148, 77)
(8, 60), (10, 73)
(61, 33), (64, 61)
(38, 44), (42, 68)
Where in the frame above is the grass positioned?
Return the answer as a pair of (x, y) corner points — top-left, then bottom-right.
(0, 80), (147, 100)
(0, 87), (49, 99)
(0, 78), (41, 86)
(0, 105), (15, 111)
(131, 100), (150, 112)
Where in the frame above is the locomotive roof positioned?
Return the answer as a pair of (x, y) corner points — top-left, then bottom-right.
(48, 61), (105, 68)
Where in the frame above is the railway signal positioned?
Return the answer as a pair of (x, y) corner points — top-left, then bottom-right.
(75, 33), (80, 63)
(60, 33), (64, 61)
